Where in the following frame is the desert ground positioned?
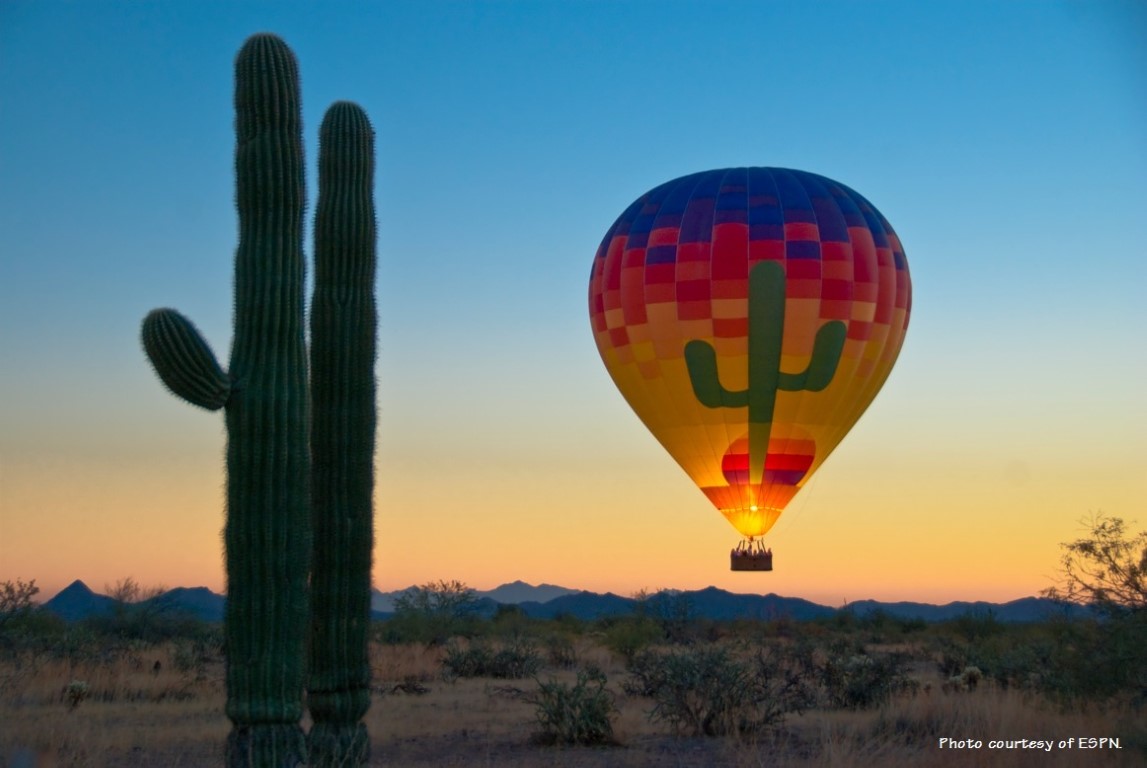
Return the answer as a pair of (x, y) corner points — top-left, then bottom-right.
(2, 617), (1143, 768)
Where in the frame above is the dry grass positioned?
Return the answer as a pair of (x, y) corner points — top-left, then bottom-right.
(1, 645), (226, 767)
(2, 639), (1143, 767)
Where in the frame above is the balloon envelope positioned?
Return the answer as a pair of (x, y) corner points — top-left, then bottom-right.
(589, 168), (911, 538)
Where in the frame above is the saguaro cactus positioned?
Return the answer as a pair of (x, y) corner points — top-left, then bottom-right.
(141, 33), (310, 767)
(307, 102), (377, 766)
(684, 260), (846, 485)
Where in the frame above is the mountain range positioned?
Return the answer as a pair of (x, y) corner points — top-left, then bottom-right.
(40, 579), (1080, 625)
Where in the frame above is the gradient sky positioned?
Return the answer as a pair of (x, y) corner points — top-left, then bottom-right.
(1, 1), (1144, 607)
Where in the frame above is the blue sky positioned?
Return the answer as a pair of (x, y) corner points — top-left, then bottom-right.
(2, 1), (1144, 602)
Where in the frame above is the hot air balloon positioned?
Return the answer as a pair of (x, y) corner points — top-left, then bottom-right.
(588, 168), (911, 571)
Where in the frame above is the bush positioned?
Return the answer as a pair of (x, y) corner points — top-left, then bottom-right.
(544, 634), (577, 670)
(637, 589), (698, 644)
(1036, 612), (1147, 707)
(933, 628), (1046, 692)
(601, 616), (661, 664)
(1038, 514), (1147, 707)
(491, 638), (543, 679)
(442, 641), (492, 679)
(0, 579), (39, 625)
(64, 679), (89, 710)
(624, 643), (814, 737)
(530, 667), (617, 745)
(1043, 513), (1146, 613)
(171, 632), (223, 682)
(818, 646), (917, 709)
(441, 638), (542, 680)
(383, 580), (485, 645)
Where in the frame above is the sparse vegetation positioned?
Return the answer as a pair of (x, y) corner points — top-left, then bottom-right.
(624, 642), (815, 737)
(529, 666), (617, 745)
(0, 579), (40, 625)
(3, 605), (1146, 766)
(63, 679), (89, 710)
(442, 637), (542, 680)
(816, 643), (917, 709)
(382, 580), (485, 645)
(7, 537), (1147, 767)
(1043, 513), (1146, 613)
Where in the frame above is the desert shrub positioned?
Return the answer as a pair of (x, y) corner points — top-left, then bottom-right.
(934, 628), (1048, 692)
(491, 638), (543, 678)
(637, 589), (698, 645)
(1043, 513), (1146, 613)
(986, 641), (1046, 691)
(38, 625), (103, 665)
(818, 648), (917, 709)
(82, 605), (211, 646)
(624, 643), (814, 737)
(442, 641), (493, 680)
(441, 638), (541, 680)
(950, 609), (1005, 643)
(941, 665), (983, 693)
(600, 615), (661, 664)
(171, 632), (223, 681)
(0, 610), (68, 664)
(64, 679), (89, 710)
(77, 577), (202, 645)
(935, 639), (968, 680)
(930, 614), (1147, 702)
(530, 666), (617, 745)
(490, 603), (532, 637)
(544, 634), (577, 670)
(1035, 513), (1147, 706)
(383, 580), (485, 645)
(0, 579), (39, 625)
(550, 612), (586, 636)
(1036, 612), (1147, 707)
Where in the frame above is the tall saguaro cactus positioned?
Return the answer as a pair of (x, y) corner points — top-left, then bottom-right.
(684, 260), (847, 486)
(141, 34), (310, 767)
(307, 102), (377, 766)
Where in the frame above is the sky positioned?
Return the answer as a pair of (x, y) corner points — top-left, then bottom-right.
(1, 1), (1144, 607)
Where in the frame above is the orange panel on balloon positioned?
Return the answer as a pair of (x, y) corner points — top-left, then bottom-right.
(589, 168), (911, 539)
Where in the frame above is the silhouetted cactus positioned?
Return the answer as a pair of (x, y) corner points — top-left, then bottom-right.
(142, 33), (310, 767)
(307, 101), (377, 767)
(684, 260), (846, 485)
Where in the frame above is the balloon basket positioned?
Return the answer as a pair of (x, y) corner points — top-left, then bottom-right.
(730, 540), (772, 571)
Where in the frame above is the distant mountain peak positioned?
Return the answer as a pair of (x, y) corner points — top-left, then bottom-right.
(57, 579), (94, 594)
(480, 581), (579, 605)
(42, 580), (116, 622)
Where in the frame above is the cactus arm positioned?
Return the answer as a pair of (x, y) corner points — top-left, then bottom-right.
(777, 319), (846, 392)
(307, 101), (376, 768)
(141, 308), (230, 410)
(685, 340), (750, 408)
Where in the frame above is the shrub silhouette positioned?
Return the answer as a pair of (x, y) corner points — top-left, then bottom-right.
(625, 643), (814, 737)
(441, 638), (542, 680)
(530, 667), (617, 745)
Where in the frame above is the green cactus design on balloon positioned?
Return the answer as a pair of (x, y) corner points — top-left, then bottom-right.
(307, 101), (377, 767)
(684, 260), (846, 486)
(142, 34), (377, 768)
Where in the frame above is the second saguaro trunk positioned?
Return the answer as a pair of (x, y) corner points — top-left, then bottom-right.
(307, 102), (378, 766)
